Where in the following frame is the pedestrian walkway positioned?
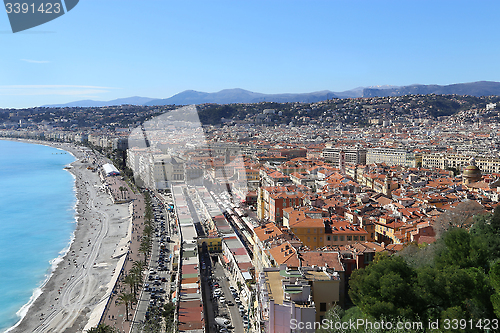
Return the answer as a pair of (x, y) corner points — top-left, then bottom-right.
(98, 178), (146, 333)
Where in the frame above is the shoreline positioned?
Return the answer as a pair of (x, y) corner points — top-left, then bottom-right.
(2, 138), (132, 333)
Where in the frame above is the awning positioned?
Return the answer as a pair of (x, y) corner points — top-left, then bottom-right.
(223, 255), (230, 264)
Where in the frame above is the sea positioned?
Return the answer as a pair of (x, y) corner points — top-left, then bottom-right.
(0, 140), (77, 333)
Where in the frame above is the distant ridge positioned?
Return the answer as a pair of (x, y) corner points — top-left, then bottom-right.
(362, 81), (500, 98)
(43, 96), (157, 108)
(40, 81), (500, 107)
(144, 88), (343, 105)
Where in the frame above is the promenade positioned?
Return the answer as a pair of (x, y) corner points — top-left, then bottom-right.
(97, 176), (146, 333)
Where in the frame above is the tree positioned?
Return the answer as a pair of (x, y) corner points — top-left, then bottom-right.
(133, 260), (146, 273)
(435, 227), (488, 270)
(433, 200), (485, 237)
(86, 324), (119, 333)
(163, 302), (176, 332)
(489, 261), (500, 317)
(316, 304), (421, 333)
(139, 238), (152, 263)
(349, 253), (421, 321)
(123, 274), (136, 297)
(129, 263), (144, 298)
(119, 186), (128, 199)
(117, 292), (135, 321)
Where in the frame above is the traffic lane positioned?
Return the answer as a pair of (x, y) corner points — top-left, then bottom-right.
(213, 262), (244, 333)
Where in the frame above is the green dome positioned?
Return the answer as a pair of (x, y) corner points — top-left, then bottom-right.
(463, 165), (481, 176)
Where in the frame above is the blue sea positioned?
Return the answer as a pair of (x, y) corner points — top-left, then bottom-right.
(0, 140), (76, 333)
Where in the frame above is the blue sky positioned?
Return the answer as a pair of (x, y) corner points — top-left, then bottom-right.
(1, 0), (499, 108)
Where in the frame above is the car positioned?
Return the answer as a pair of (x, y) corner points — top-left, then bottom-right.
(226, 301), (234, 306)
(229, 286), (236, 292)
(243, 319), (249, 327)
(239, 304), (245, 311)
(234, 297), (241, 303)
(220, 297), (226, 304)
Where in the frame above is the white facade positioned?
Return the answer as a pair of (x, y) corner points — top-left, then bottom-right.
(366, 147), (416, 167)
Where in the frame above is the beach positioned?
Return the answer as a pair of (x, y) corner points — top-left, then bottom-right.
(5, 140), (132, 333)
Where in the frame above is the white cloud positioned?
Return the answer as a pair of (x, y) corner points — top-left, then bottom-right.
(20, 59), (50, 64)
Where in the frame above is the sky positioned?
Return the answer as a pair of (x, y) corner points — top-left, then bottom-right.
(1, 0), (500, 108)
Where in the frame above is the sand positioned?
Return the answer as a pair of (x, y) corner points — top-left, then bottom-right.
(5, 140), (132, 333)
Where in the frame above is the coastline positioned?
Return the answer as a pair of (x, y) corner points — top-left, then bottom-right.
(2, 139), (131, 333)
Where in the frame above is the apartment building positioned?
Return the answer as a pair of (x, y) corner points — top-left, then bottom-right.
(321, 145), (367, 166)
(256, 265), (343, 333)
(366, 147), (417, 167)
(422, 153), (500, 174)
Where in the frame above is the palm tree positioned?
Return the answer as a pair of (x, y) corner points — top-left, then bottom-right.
(86, 323), (119, 333)
(133, 260), (146, 273)
(123, 274), (136, 296)
(118, 186), (128, 199)
(143, 224), (153, 238)
(139, 238), (151, 263)
(117, 292), (135, 321)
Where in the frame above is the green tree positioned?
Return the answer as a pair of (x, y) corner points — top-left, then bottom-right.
(85, 323), (119, 333)
(118, 186), (128, 199)
(123, 274), (137, 297)
(349, 253), (421, 321)
(139, 237), (151, 262)
(489, 261), (500, 317)
(117, 292), (135, 321)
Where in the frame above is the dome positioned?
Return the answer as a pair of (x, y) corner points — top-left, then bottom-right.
(463, 165), (481, 176)
(462, 164), (482, 184)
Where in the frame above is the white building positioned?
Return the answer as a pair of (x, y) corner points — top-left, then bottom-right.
(366, 147), (416, 167)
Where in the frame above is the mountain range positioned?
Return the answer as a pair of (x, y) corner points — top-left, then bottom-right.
(43, 81), (500, 107)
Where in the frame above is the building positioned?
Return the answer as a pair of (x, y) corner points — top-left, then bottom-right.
(366, 147), (416, 167)
(462, 158), (482, 185)
(321, 145), (366, 167)
(283, 207), (369, 249)
(257, 264), (344, 333)
(422, 153), (500, 174)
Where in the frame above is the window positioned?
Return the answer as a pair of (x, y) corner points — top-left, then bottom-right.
(340, 236), (344, 241)
(327, 236), (331, 241)
(360, 236), (365, 241)
(333, 235), (338, 241)
(307, 229), (310, 233)
(354, 236), (358, 241)
(307, 237), (310, 242)
(320, 303), (327, 312)
(347, 236), (352, 241)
